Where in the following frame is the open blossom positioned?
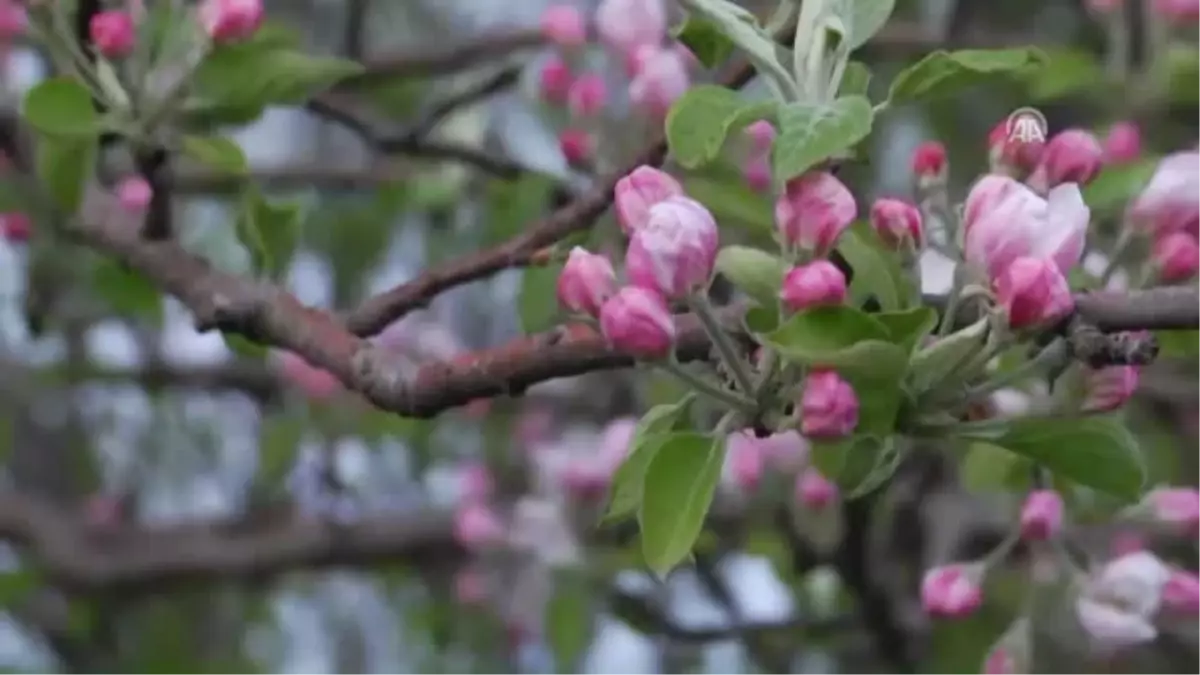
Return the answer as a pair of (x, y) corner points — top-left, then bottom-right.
(775, 172), (857, 257)
(594, 0), (666, 54)
(780, 260), (847, 312)
(557, 247), (617, 317)
(1081, 365), (1139, 413)
(799, 370), (859, 439)
(539, 5), (587, 47)
(567, 73), (607, 118)
(1143, 487), (1199, 534)
(1103, 122), (1142, 165)
(994, 256), (1075, 330)
(454, 503), (506, 549)
(1076, 551), (1170, 648)
(870, 198), (923, 249)
(599, 286), (676, 359)
(90, 11), (136, 59)
(1161, 568), (1200, 614)
(538, 55), (573, 104)
(198, 0), (263, 43)
(1152, 231), (1200, 282)
(625, 197), (719, 298)
(117, 176), (152, 212)
(1128, 151), (1200, 236)
(628, 46), (691, 119)
(613, 165), (684, 234)
(1020, 490), (1064, 541)
(796, 468), (838, 509)
(921, 563), (984, 618)
(1028, 129), (1104, 191)
(963, 175), (1089, 280)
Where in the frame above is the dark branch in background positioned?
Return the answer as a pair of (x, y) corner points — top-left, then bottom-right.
(384, 66), (523, 145)
(338, 30), (545, 84)
(134, 147), (173, 240)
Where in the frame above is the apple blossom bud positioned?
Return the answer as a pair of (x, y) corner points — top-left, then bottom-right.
(1081, 365), (1140, 413)
(1103, 122), (1141, 165)
(988, 119), (1044, 176)
(774, 171), (857, 257)
(459, 461), (494, 504)
(1143, 487), (1199, 534)
(780, 260), (847, 312)
(982, 620), (1031, 674)
(983, 647), (1017, 674)
(599, 286), (676, 359)
(454, 568), (489, 605)
(561, 462), (611, 501)
(117, 175), (152, 212)
(594, 0), (666, 54)
(613, 165), (685, 234)
(198, 0), (264, 44)
(912, 140), (948, 190)
(1110, 530), (1145, 556)
(796, 468), (838, 509)
(1154, 0), (1200, 23)
(742, 157), (771, 193)
(745, 121), (776, 154)
(90, 11), (136, 59)
(727, 433), (764, 491)
(453, 503), (506, 549)
(921, 563), (985, 619)
(1162, 568), (1199, 614)
(870, 198), (923, 250)
(625, 197), (719, 298)
(799, 370), (859, 440)
(0, 212), (31, 242)
(1128, 151), (1200, 236)
(1075, 551), (1170, 648)
(537, 55), (573, 105)
(1152, 231), (1200, 282)
(760, 430), (809, 473)
(993, 256), (1075, 330)
(539, 5), (587, 47)
(0, 3), (26, 39)
(1020, 489), (1064, 541)
(628, 46), (691, 119)
(567, 72), (607, 118)
(558, 128), (592, 164)
(1028, 129), (1104, 192)
(557, 247), (617, 317)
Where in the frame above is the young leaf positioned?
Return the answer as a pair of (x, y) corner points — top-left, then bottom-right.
(1082, 159), (1157, 216)
(771, 96), (873, 184)
(605, 395), (697, 522)
(666, 86), (775, 169)
(518, 264), (563, 334)
(181, 136), (248, 175)
(842, 435), (903, 498)
(35, 136), (96, 213)
(672, 17), (735, 67)
(236, 189), (303, 280)
(835, 222), (909, 310)
(639, 433), (725, 576)
(681, 171), (775, 234)
(22, 78), (99, 137)
(222, 332), (269, 361)
(839, 0), (896, 49)
(92, 259), (163, 321)
(874, 307), (938, 354)
(763, 305), (890, 360)
(909, 318), (989, 393)
(714, 245), (788, 308)
(887, 48), (1047, 105)
(959, 442), (1033, 494)
(839, 61), (873, 97)
(193, 43), (364, 112)
(681, 0), (798, 98)
(544, 571), (593, 672)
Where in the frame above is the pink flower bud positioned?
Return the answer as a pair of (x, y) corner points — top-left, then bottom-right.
(539, 4), (587, 47)
(558, 128), (592, 164)
(1152, 231), (1200, 282)
(453, 503), (505, 549)
(1128, 151), (1200, 236)
(983, 647), (1018, 674)
(1110, 530), (1145, 557)
(600, 417), (637, 464)
(459, 461), (494, 504)
(760, 430), (809, 473)
(921, 563), (984, 619)
(0, 3), (26, 39)
(625, 196), (719, 298)
(1145, 487), (1199, 534)
(90, 11), (136, 59)
(595, 0), (666, 54)
(0, 212), (31, 243)
(198, 0), (264, 44)
(1103, 122), (1142, 165)
(963, 175), (1089, 280)
(1019, 489), (1064, 541)
(628, 46), (691, 119)
(567, 72), (607, 118)
(989, 119), (1044, 175)
(869, 198), (923, 249)
(561, 462), (612, 501)
(1154, 0), (1200, 23)
(1028, 129), (1104, 191)
(912, 141), (948, 187)
(557, 246), (617, 317)
(538, 55), (573, 105)
(774, 171), (857, 257)
(780, 260), (847, 312)
(742, 157), (772, 193)
(454, 568), (489, 605)
(1162, 568), (1199, 614)
(799, 370), (859, 439)
(277, 351), (342, 400)
(795, 468), (838, 509)
(993, 256), (1075, 331)
(117, 175), (152, 212)
(744, 121), (776, 154)
(727, 432), (764, 491)
(515, 406), (555, 447)
(599, 286), (676, 359)
(613, 165), (685, 234)
(1081, 365), (1139, 413)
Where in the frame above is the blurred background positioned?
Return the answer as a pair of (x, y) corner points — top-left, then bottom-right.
(0, 0), (1197, 673)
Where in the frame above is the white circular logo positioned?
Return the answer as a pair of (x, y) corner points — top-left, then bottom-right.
(1005, 107), (1048, 145)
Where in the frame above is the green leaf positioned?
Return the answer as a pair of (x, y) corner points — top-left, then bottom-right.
(841, 435), (903, 498)
(92, 259), (163, 320)
(545, 571), (594, 672)
(672, 17), (735, 68)
(681, 171), (774, 233)
(909, 318), (989, 394)
(639, 433), (725, 576)
(771, 96), (873, 183)
(714, 245), (788, 308)
(519, 264), (562, 334)
(809, 439), (849, 480)
(682, 0), (798, 98)
(959, 442), (1032, 494)
(836, 222), (909, 310)
(223, 333), (269, 361)
(666, 85), (775, 169)
(22, 78), (98, 137)
(875, 306), (938, 354)
(36, 135), (96, 212)
(840, 0), (896, 49)
(887, 48), (1047, 105)
(193, 43), (364, 113)
(484, 174), (556, 246)
(606, 395), (696, 522)
(965, 417), (1146, 500)
(1082, 159), (1157, 216)
(839, 61), (873, 97)
(236, 189), (303, 280)
(1025, 49), (1106, 102)
(181, 135), (248, 175)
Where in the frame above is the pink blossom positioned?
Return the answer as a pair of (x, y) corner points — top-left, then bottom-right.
(983, 647), (1018, 674)
(628, 46), (691, 119)
(727, 432), (764, 491)
(988, 118), (1044, 175)
(567, 72), (607, 118)
(744, 121), (776, 154)
(0, 212), (30, 242)
(1152, 231), (1200, 282)
(1019, 489), (1064, 541)
(625, 196), (719, 298)
(557, 247), (617, 317)
(198, 0), (263, 44)
(117, 175), (153, 212)
(453, 503), (506, 549)
(774, 171), (857, 257)
(594, 0), (666, 54)
(1081, 366), (1140, 413)
(799, 370), (859, 439)
(780, 260), (847, 312)
(558, 128), (592, 164)
(795, 468), (838, 509)
(561, 462), (612, 501)
(613, 165), (685, 234)
(599, 417), (637, 465)
(1161, 568), (1199, 614)
(912, 140), (948, 188)
(599, 286), (676, 359)
(993, 256), (1075, 331)
(759, 430), (809, 473)
(538, 55), (573, 105)
(459, 461), (494, 504)
(869, 198), (923, 249)
(1145, 487), (1200, 534)
(1103, 122), (1142, 165)
(90, 11), (136, 59)
(1128, 151), (1200, 236)
(514, 406), (555, 447)
(1027, 128), (1103, 191)
(1076, 551), (1170, 647)
(921, 564), (984, 619)
(1110, 531), (1145, 557)
(963, 175), (1089, 280)
(0, 2), (26, 40)
(742, 157), (772, 193)
(539, 4), (587, 47)
(1154, 0), (1200, 23)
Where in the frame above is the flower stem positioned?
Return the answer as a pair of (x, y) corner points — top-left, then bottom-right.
(688, 294), (757, 399)
(656, 361), (756, 413)
(964, 338), (1070, 402)
(1099, 228), (1135, 287)
(937, 281), (964, 337)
